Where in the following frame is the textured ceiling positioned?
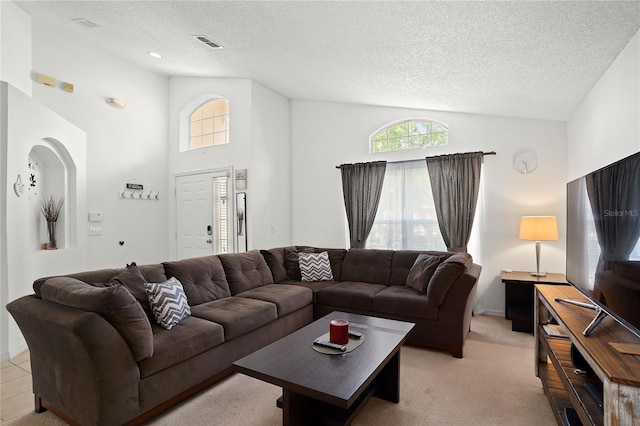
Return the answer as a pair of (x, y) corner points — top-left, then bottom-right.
(15, 1), (640, 121)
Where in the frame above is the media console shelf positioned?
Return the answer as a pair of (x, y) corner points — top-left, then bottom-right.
(535, 284), (640, 425)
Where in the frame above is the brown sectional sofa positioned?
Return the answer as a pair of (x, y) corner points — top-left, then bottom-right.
(7, 246), (481, 425)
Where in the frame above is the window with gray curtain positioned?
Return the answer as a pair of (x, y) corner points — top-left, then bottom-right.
(339, 161), (387, 248)
(426, 152), (484, 253)
(586, 156), (640, 272)
(367, 160), (446, 250)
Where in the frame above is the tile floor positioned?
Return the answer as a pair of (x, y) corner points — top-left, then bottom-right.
(1, 351), (33, 424)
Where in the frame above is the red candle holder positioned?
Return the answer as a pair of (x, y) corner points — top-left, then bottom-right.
(329, 319), (349, 345)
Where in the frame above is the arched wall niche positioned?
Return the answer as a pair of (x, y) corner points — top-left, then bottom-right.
(28, 138), (77, 250)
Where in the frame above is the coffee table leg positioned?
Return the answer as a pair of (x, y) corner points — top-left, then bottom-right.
(280, 351), (401, 425)
(282, 389), (314, 426)
(374, 350), (400, 403)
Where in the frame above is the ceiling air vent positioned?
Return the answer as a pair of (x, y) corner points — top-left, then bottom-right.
(72, 18), (100, 29)
(193, 35), (224, 50)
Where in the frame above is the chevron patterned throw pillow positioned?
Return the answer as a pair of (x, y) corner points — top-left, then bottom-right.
(144, 277), (191, 329)
(299, 251), (334, 282)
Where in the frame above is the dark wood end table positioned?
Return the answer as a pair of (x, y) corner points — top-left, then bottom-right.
(233, 311), (415, 425)
(502, 271), (567, 333)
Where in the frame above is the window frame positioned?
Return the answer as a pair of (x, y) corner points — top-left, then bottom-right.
(366, 160), (447, 251)
(179, 94), (230, 152)
(369, 118), (449, 154)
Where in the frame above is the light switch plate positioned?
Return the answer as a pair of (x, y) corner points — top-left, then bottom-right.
(88, 212), (103, 222)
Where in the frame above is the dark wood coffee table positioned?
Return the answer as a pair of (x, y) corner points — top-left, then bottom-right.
(233, 311), (414, 425)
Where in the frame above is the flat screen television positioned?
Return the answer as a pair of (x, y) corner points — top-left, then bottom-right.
(565, 151), (640, 338)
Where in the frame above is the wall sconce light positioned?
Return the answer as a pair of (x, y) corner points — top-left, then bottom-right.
(35, 73), (56, 87)
(106, 97), (127, 108)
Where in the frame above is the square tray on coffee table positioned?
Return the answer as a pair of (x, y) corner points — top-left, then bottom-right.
(233, 311), (415, 425)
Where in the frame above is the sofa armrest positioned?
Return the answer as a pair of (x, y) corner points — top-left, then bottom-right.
(7, 295), (141, 425)
(433, 263), (481, 357)
(441, 263), (481, 314)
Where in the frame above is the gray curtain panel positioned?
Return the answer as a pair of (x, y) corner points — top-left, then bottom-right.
(426, 152), (483, 253)
(585, 156), (640, 272)
(339, 161), (387, 248)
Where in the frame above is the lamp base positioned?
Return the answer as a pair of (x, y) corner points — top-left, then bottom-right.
(530, 271), (548, 277)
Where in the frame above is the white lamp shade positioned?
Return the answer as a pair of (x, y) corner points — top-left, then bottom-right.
(519, 216), (558, 241)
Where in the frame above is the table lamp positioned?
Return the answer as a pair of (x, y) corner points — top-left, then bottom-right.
(519, 216), (558, 277)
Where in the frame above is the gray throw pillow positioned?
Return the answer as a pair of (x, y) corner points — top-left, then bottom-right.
(426, 253), (472, 305)
(299, 251), (334, 282)
(41, 277), (153, 361)
(144, 277), (191, 329)
(260, 248), (288, 282)
(406, 254), (447, 293)
(110, 264), (155, 321)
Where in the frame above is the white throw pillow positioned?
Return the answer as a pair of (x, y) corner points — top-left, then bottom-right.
(298, 251), (334, 282)
(144, 277), (191, 329)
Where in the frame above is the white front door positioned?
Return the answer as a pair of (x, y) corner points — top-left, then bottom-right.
(175, 170), (232, 260)
(176, 173), (213, 260)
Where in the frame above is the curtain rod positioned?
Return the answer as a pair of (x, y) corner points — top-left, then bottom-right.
(336, 151), (496, 169)
(425, 151), (496, 160)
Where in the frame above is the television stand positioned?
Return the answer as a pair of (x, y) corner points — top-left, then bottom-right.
(536, 285), (640, 425)
(554, 297), (609, 336)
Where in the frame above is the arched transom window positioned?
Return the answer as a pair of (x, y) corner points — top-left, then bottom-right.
(188, 98), (229, 150)
(371, 119), (449, 153)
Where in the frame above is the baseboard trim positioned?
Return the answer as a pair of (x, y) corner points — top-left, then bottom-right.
(1, 342), (28, 363)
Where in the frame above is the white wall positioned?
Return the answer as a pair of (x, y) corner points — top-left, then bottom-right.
(168, 77), (290, 257)
(290, 101), (567, 314)
(567, 31), (640, 179)
(30, 21), (170, 268)
(249, 81), (291, 249)
(0, 1), (32, 96)
(2, 82), (87, 360)
(2, 14), (170, 360)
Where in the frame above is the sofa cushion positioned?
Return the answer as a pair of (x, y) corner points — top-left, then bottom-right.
(284, 247), (313, 280)
(280, 280), (339, 295)
(299, 251), (334, 282)
(144, 278), (191, 329)
(341, 249), (394, 285)
(389, 250), (454, 286)
(284, 247), (348, 281)
(40, 277), (153, 361)
(427, 253), (472, 306)
(137, 264), (168, 284)
(237, 284), (313, 316)
(190, 297), (277, 340)
(260, 247), (291, 282)
(139, 316), (225, 378)
(162, 256), (231, 306)
(316, 248), (348, 281)
(388, 251), (423, 286)
(110, 264), (155, 321)
(372, 286), (438, 320)
(218, 251), (274, 295)
(315, 281), (388, 311)
(406, 254), (447, 293)
(613, 261), (640, 282)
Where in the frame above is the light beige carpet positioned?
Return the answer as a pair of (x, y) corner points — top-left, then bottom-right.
(6, 315), (556, 426)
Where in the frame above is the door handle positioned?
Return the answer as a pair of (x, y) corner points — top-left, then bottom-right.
(206, 239), (212, 244)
